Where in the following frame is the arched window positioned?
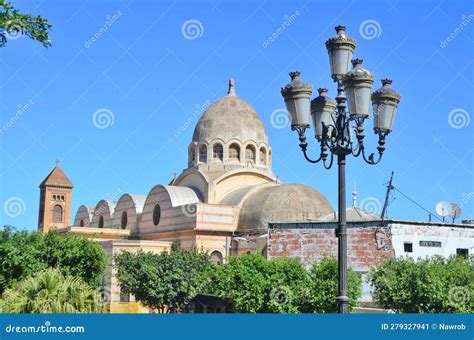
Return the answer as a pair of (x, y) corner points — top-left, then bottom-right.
(189, 145), (195, 165)
(53, 205), (63, 223)
(80, 220), (84, 227)
(213, 143), (223, 161)
(259, 147), (267, 166)
(245, 145), (255, 163)
(199, 145), (207, 163)
(210, 251), (223, 265)
(121, 211), (128, 229)
(98, 216), (104, 228)
(153, 204), (161, 226)
(229, 143), (240, 161)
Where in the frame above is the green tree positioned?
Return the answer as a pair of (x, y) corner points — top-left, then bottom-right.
(114, 244), (211, 313)
(205, 254), (308, 313)
(297, 257), (362, 313)
(369, 255), (474, 313)
(0, 226), (107, 293)
(0, 0), (52, 47)
(1, 268), (105, 313)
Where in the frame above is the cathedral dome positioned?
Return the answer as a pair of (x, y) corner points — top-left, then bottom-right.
(188, 80), (272, 172)
(238, 184), (333, 231)
(192, 80), (268, 145)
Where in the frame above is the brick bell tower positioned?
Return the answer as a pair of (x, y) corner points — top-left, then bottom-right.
(38, 161), (74, 233)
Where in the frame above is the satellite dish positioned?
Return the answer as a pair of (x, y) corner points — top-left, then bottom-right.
(449, 203), (462, 220)
(436, 201), (452, 218)
(435, 201), (462, 222)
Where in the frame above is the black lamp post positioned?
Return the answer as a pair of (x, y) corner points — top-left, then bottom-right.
(281, 25), (401, 313)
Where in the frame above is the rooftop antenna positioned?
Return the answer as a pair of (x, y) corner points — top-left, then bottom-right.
(381, 171), (394, 220)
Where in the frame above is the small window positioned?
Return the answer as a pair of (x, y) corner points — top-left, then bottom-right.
(53, 195), (57, 200)
(61, 195), (65, 201)
(199, 145), (207, 163)
(456, 248), (469, 259)
(121, 211), (128, 230)
(404, 243), (413, 253)
(153, 204), (161, 226)
(80, 220), (84, 227)
(210, 251), (223, 265)
(259, 147), (267, 165)
(53, 205), (63, 223)
(245, 145), (255, 163)
(189, 144), (195, 163)
(213, 143), (223, 161)
(229, 143), (240, 161)
(98, 216), (104, 228)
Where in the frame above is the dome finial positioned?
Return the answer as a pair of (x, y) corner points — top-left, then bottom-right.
(352, 182), (357, 208)
(227, 79), (236, 96)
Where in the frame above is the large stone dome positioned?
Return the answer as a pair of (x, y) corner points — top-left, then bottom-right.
(238, 184), (333, 231)
(192, 80), (268, 145)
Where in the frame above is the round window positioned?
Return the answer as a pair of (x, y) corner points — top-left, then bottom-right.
(153, 204), (161, 226)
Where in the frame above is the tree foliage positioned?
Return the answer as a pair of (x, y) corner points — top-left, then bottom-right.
(369, 255), (474, 313)
(114, 244), (211, 313)
(0, 0), (52, 47)
(204, 254), (362, 313)
(0, 226), (107, 293)
(298, 257), (362, 313)
(0, 268), (105, 313)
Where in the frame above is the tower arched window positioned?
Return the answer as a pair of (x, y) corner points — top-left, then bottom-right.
(80, 220), (84, 227)
(245, 145), (256, 163)
(259, 147), (267, 166)
(229, 143), (240, 161)
(213, 143), (223, 161)
(98, 216), (104, 228)
(199, 145), (207, 163)
(53, 205), (63, 223)
(121, 211), (128, 229)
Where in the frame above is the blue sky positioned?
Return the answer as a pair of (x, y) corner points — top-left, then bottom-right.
(0, 0), (473, 230)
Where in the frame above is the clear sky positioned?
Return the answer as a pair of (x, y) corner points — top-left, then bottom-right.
(1, 0), (473, 230)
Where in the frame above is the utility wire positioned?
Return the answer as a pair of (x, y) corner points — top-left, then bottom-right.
(392, 187), (443, 222)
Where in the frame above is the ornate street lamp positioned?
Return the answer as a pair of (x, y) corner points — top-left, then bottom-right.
(281, 25), (401, 313)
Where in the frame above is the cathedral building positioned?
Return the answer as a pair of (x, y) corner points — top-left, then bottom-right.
(38, 80), (334, 312)
(38, 79), (474, 313)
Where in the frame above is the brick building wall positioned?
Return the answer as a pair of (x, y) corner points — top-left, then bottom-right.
(268, 226), (394, 271)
